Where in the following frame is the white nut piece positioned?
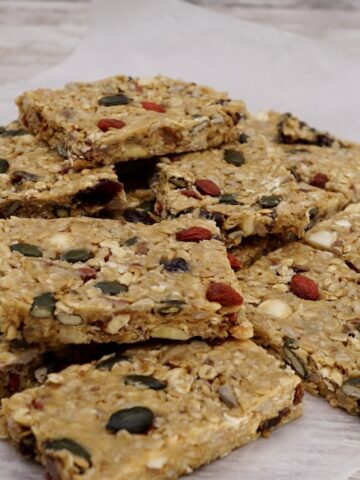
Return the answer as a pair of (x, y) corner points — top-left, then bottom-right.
(305, 230), (337, 250)
(105, 314), (131, 334)
(56, 313), (83, 326)
(150, 326), (190, 340)
(257, 298), (292, 319)
(48, 233), (74, 250)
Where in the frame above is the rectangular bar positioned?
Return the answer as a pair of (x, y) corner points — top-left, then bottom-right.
(152, 135), (315, 246)
(17, 75), (247, 169)
(0, 216), (250, 347)
(236, 242), (360, 415)
(1, 339), (303, 480)
(0, 122), (126, 218)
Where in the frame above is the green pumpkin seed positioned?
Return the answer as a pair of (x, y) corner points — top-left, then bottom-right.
(53, 206), (71, 218)
(60, 249), (93, 263)
(98, 93), (131, 106)
(0, 159), (10, 173)
(124, 374), (167, 390)
(123, 236), (139, 246)
(169, 177), (188, 189)
(283, 346), (308, 379)
(56, 145), (68, 159)
(138, 200), (155, 212)
(0, 128), (28, 137)
(224, 149), (245, 166)
(43, 438), (92, 466)
(259, 195), (282, 208)
(341, 378), (360, 399)
(95, 281), (128, 295)
(10, 243), (43, 258)
(96, 352), (129, 371)
(219, 193), (239, 205)
(30, 292), (56, 318)
(309, 206), (319, 220)
(106, 406), (154, 434)
(154, 299), (186, 315)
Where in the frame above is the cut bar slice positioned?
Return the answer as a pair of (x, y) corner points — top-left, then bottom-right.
(304, 203), (360, 272)
(0, 122), (125, 218)
(0, 216), (250, 347)
(236, 242), (360, 415)
(1, 339), (303, 480)
(17, 75), (247, 169)
(152, 135), (314, 246)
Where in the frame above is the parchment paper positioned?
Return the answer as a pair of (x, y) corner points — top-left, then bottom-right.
(0, 1), (359, 479)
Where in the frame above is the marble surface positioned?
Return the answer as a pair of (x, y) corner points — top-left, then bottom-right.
(0, 1), (359, 479)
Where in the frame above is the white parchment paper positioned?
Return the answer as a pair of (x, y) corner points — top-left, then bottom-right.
(0, 1), (359, 479)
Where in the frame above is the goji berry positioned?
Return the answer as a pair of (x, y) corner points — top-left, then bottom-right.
(206, 282), (243, 306)
(181, 190), (201, 199)
(141, 101), (166, 113)
(79, 267), (97, 282)
(290, 274), (320, 301)
(309, 173), (328, 189)
(195, 179), (221, 197)
(176, 226), (212, 242)
(97, 118), (126, 132)
(227, 252), (242, 272)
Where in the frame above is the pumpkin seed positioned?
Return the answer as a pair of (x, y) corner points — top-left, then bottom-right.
(19, 433), (36, 458)
(154, 299), (186, 315)
(169, 177), (188, 189)
(56, 313), (82, 326)
(219, 385), (238, 408)
(138, 200), (155, 212)
(224, 149), (245, 166)
(309, 206), (319, 220)
(341, 378), (360, 399)
(30, 293), (56, 318)
(43, 438), (92, 466)
(123, 236), (139, 246)
(106, 406), (154, 434)
(0, 159), (10, 173)
(10, 243), (43, 257)
(1, 128), (28, 137)
(60, 249), (93, 263)
(98, 93), (131, 106)
(53, 206), (70, 218)
(124, 374), (167, 390)
(96, 352), (129, 371)
(123, 208), (155, 225)
(10, 171), (39, 184)
(283, 346), (308, 379)
(219, 193), (240, 205)
(95, 281), (128, 295)
(259, 195), (282, 208)
(56, 145), (68, 159)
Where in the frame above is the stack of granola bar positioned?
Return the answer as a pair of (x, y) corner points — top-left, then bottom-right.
(0, 75), (359, 480)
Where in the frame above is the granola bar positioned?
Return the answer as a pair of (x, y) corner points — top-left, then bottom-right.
(236, 242), (360, 415)
(305, 203), (360, 271)
(0, 216), (250, 347)
(152, 135), (314, 246)
(1, 339), (303, 480)
(0, 122), (126, 218)
(17, 75), (247, 169)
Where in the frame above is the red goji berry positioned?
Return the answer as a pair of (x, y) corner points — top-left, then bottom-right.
(176, 226), (212, 242)
(141, 101), (166, 113)
(206, 282), (243, 306)
(309, 173), (328, 189)
(97, 118), (126, 132)
(290, 274), (320, 301)
(195, 179), (221, 197)
(227, 252), (243, 272)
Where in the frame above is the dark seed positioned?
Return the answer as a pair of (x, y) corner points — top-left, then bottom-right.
(257, 408), (290, 433)
(341, 378), (360, 398)
(154, 299), (186, 315)
(56, 145), (68, 159)
(53, 206), (70, 218)
(60, 249), (93, 263)
(138, 200), (155, 212)
(96, 352), (129, 371)
(3, 200), (20, 217)
(0, 128), (28, 137)
(10, 243), (43, 257)
(123, 208), (155, 225)
(238, 132), (249, 144)
(123, 236), (139, 246)
(316, 134), (334, 147)
(98, 94), (131, 106)
(19, 433), (36, 458)
(106, 406), (154, 434)
(224, 149), (245, 166)
(199, 210), (225, 228)
(43, 438), (92, 467)
(259, 195), (282, 208)
(10, 171), (38, 184)
(309, 206), (319, 220)
(289, 167), (301, 182)
(169, 177), (188, 189)
(30, 292), (56, 318)
(219, 193), (240, 205)
(74, 179), (122, 205)
(0, 158), (10, 173)
(161, 257), (189, 272)
(95, 281), (128, 295)
(124, 374), (167, 390)
(283, 346), (308, 379)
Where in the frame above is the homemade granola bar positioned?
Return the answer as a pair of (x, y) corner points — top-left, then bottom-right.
(240, 112), (360, 204)
(305, 203), (360, 271)
(17, 75), (247, 169)
(0, 216), (250, 347)
(152, 135), (314, 246)
(236, 243), (360, 415)
(2, 339), (303, 480)
(0, 122), (125, 218)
